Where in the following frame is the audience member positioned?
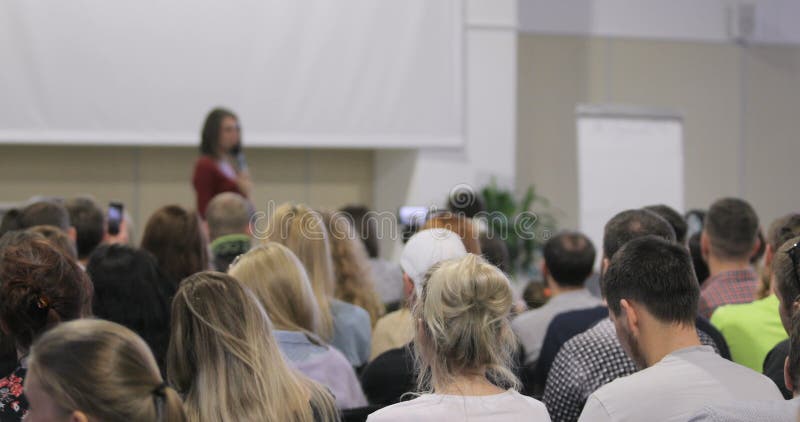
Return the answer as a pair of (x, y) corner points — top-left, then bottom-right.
(322, 211), (385, 326)
(512, 231), (600, 366)
(17, 201), (74, 238)
(644, 204), (688, 244)
(543, 209), (729, 422)
(167, 271), (339, 421)
(579, 236), (781, 421)
(86, 244), (175, 374)
(0, 231), (47, 379)
(0, 238), (93, 421)
(698, 198), (761, 318)
(27, 225), (78, 261)
(710, 214), (800, 372)
(423, 213), (481, 254)
(141, 205), (209, 286)
(362, 229), (467, 405)
(765, 233), (800, 398)
(367, 254), (551, 422)
(340, 205), (405, 309)
(204, 192), (253, 271)
(690, 310), (800, 421)
(479, 234), (512, 274)
(64, 196), (105, 266)
(228, 242), (367, 409)
(26, 319), (186, 422)
(264, 203), (371, 368)
(0, 210), (22, 238)
(522, 280), (551, 310)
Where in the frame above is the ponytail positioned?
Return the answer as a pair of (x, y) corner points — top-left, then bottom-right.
(159, 385), (187, 422)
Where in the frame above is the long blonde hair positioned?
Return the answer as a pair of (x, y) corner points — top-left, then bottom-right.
(28, 319), (186, 422)
(413, 254), (519, 393)
(166, 271), (338, 422)
(322, 211), (385, 326)
(263, 203), (336, 340)
(229, 242), (321, 337)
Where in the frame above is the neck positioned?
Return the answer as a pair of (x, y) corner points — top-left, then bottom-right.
(707, 254), (752, 277)
(640, 321), (701, 367)
(436, 372), (505, 396)
(546, 277), (584, 297)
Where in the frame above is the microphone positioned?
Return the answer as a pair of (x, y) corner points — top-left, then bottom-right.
(236, 151), (247, 172)
(231, 143), (247, 172)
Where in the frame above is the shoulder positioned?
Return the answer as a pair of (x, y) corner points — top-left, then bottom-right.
(332, 299), (371, 326)
(367, 395), (438, 421)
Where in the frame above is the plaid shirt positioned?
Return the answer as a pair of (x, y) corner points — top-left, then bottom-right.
(698, 269), (759, 319)
(543, 318), (720, 422)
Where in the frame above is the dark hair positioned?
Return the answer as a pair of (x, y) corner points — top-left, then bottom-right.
(603, 209), (676, 260)
(447, 186), (486, 219)
(773, 235), (800, 314)
(543, 231), (596, 287)
(65, 197), (105, 259)
(141, 205), (209, 286)
(87, 244), (175, 373)
(479, 234), (511, 274)
(704, 197), (759, 260)
(768, 214), (800, 251)
(522, 280), (550, 310)
(0, 230), (45, 259)
(200, 108), (238, 157)
(688, 233), (710, 285)
(0, 238), (93, 350)
(339, 205), (379, 258)
(0, 209), (23, 238)
(789, 311), (800, 393)
(18, 201), (71, 232)
(604, 235), (699, 324)
(644, 205), (687, 244)
(27, 225), (78, 261)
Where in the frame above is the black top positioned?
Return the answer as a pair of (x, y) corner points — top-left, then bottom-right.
(0, 366), (27, 422)
(763, 338), (793, 399)
(533, 305), (732, 389)
(534, 305), (608, 386)
(360, 344), (416, 406)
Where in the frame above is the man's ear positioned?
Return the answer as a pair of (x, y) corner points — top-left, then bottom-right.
(785, 356), (794, 394)
(751, 234), (763, 262)
(67, 226), (77, 242)
(700, 230), (711, 263)
(70, 410), (89, 422)
(764, 244), (775, 269)
(601, 257), (610, 276)
(619, 299), (639, 335)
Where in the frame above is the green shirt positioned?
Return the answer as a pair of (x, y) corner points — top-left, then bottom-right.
(710, 294), (788, 371)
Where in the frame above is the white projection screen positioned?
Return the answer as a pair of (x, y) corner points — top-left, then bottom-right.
(577, 105), (684, 269)
(0, 1), (463, 148)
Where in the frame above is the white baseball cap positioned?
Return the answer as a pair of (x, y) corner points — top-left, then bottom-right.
(400, 228), (468, 297)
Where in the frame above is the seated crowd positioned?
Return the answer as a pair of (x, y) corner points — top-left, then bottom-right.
(0, 192), (797, 422)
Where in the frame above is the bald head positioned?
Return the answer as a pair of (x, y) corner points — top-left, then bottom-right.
(205, 193), (252, 241)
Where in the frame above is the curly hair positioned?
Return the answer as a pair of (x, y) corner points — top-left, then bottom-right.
(322, 211), (385, 326)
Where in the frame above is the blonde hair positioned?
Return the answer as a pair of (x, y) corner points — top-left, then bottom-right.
(263, 203), (336, 340)
(423, 214), (482, 255)
(229, 242), (321, 336)
(28, 319), (186, 422)
(413, 254), (519, 393)
(322, 211), (385, 326)
(167, 271), (338, 422)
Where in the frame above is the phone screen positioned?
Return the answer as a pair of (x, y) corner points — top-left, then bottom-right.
(107, 202), (124, 235)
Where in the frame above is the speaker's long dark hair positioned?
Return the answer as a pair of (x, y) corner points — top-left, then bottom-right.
(200, 108), (238, 157)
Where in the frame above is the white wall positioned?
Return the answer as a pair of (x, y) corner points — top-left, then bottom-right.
(519, 0), (800, 45)
(374, 0), (518, 259)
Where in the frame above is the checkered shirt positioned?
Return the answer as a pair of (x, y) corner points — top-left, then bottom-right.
(543, 318), (720, 422)
(698, 269), (759, 319)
